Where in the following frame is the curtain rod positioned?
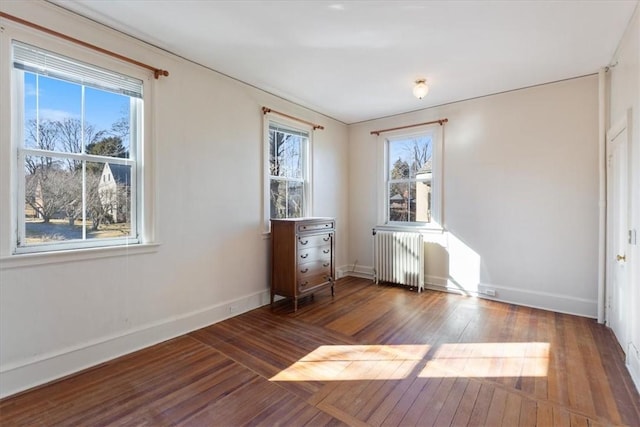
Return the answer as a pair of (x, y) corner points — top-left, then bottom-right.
(262, 107), (324, 130)
(0, 12), (169, 79)
(370, 118), (448, 136)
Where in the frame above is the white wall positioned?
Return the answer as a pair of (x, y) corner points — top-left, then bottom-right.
(0, 1), (349, 398)
(348, 76), (600, 317)
(608, 3), (640, 392)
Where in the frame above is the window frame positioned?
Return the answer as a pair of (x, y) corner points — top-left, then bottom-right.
(1, 26), (156, 259)
(263, 114), (312, 232)
(378, 125), (444, 230)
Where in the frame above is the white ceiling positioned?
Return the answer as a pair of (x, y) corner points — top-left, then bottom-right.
(51, 0), (637, 124)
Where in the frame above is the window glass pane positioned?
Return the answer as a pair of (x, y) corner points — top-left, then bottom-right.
(389, 182), (409, 222)
(24, 155), (82, 243)
(271, 130), (303, 179)
(270, 179), (303, 219)
(36, 75), (82, 152)
(280, 134), (302, 178)
(388, 180), (432, 223)
(23, 73), (82, 152)
(88, 162), (132, 238)
(85, 87), (131, 158)
(388, 136), (432, 179)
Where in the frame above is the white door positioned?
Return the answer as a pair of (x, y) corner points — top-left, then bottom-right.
(607, 119), (630, 350)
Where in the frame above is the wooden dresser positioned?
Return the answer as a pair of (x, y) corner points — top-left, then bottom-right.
(270, 217), (335, 311)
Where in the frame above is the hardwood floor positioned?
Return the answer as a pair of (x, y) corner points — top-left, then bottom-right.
(1, 277), (639, 426)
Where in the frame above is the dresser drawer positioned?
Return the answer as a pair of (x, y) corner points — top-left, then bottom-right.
(298, 220), (334, 233)
(298, 259), (332, 276)
(297, 233), (332, 249)
(298, 246), (332, 262)
(297, 272), (332, 292)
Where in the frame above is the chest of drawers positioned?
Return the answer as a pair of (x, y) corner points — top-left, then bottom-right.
(270, 217), (335, 311)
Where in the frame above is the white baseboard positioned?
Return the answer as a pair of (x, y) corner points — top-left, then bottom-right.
(0, 290), (271, 399)
(425, 275), (597, 318)
(628, 342), (640, 394)
(342, 265), (596, 318)
(337, 265), (374, 280)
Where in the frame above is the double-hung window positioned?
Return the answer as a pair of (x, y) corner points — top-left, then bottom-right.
(12, 41), (144, 253)
(267, 122), (310, 222)
(384, 127), (442, 227)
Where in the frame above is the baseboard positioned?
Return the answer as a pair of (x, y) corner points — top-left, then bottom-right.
(424, 275), (596, 318)
(0, 290), (271, 399)
(342, 266), (596, 318)
(628, 342), (640, 394)
(338, 265), (374, 280)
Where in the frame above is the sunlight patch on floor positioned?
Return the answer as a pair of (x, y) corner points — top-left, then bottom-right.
(270, 345), (430, 382)
(270, 342), (549, 382)
(419, 342), (550, 378)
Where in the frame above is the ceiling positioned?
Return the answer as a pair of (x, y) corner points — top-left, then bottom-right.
(50, 0), (637, 124)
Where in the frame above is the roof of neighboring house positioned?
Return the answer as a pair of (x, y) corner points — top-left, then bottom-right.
(104, 163), (131, 186)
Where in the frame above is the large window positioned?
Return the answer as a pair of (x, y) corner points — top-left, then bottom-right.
(384, 128), (441, 226)
(267, 122), (310, 221)
(12, 41), (143, 253)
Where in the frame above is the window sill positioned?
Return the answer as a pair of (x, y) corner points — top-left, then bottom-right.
(0, 243), (161, 270)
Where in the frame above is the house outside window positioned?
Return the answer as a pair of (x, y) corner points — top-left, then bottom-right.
(383, 127), (442, 227)
(267, 122), (310, 221)
(12, 40), (143, 253)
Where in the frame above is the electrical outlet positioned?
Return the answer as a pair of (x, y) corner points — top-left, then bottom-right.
(484, 289), (496, 297)
(228, 305), (237, 313)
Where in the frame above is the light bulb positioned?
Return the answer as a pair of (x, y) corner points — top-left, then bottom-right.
(413, 79), (429, 99)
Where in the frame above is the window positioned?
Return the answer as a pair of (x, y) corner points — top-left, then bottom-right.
(267, 122), (310, 221)
(384, 128), (442, 226)
(12, 41), (143, 253)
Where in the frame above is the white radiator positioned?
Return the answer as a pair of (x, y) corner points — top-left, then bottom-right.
(373, 230), (425, 291)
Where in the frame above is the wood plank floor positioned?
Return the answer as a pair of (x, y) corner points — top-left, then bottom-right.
(1, 277), (639, 426)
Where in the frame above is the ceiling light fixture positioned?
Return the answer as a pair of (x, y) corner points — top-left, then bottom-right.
(413, 79), (429, 99)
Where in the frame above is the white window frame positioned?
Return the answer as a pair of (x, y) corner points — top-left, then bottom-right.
(378, 125), (443, 230)
(0, 25), (156, 261)
(263, 114), (312, 232)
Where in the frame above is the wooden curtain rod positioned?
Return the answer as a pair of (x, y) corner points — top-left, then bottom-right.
(262, 107), (324, 130)
(0, 12), (169, 79)
(370, 118), (448, 136)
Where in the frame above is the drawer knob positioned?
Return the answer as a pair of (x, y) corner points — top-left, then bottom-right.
(323, 262), (330, 267)
(299, 239), (309, 245)
(301, 268), (309, 273)
(301, 281), (308, 287)
(300, 253), (309, 259)
(323, 237), (330, 242)
(323, 249), (330, 254)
